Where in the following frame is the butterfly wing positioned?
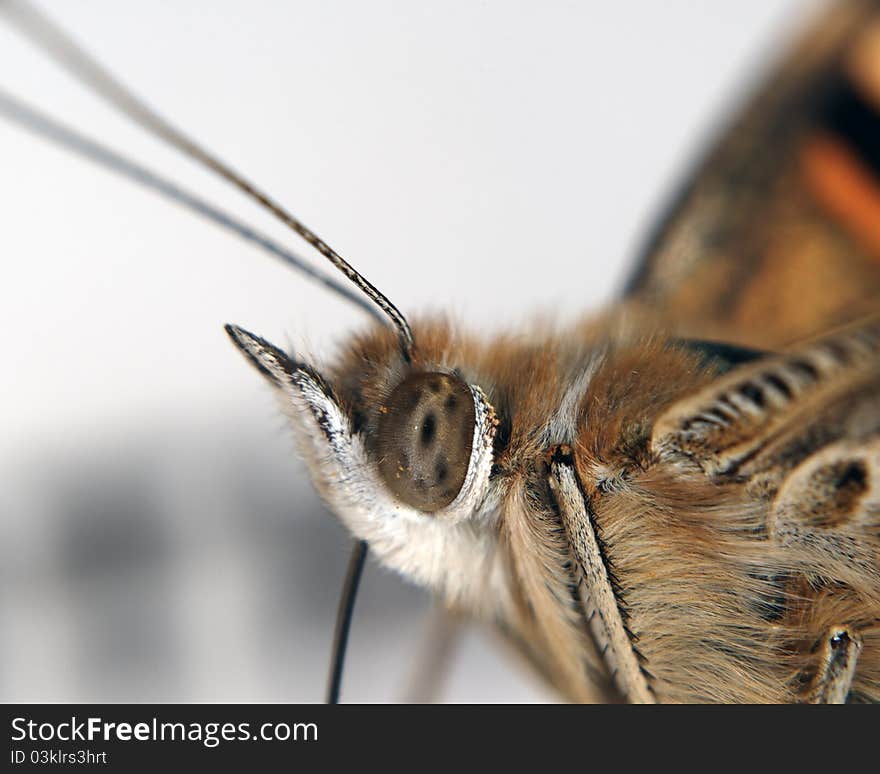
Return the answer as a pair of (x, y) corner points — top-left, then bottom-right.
(566, 4), (880, 701)
(625, 0), (880, 349)
(649, 316), (880, 702)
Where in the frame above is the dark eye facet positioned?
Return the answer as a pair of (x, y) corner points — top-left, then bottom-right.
(374, 372), (476, 512)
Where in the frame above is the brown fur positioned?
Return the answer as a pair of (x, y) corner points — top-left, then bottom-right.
(321, 308), (880, 703)
(304, 2), (880, 701)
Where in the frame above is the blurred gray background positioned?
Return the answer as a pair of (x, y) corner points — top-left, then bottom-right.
(0, 0), (811, 702)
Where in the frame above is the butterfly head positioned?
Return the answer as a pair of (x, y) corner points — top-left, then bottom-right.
(224, 322), (501, 599)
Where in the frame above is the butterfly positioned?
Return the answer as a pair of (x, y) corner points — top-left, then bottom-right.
(3, 0), (878, 702)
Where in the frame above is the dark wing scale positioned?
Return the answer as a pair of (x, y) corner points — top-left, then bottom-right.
(653, 317), (880, 702)
(626, 0), (880, 349)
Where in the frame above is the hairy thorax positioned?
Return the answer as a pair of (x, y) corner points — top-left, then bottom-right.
(330, 313), (736, 700)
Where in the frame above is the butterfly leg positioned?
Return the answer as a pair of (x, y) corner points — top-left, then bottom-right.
(803, 626), (861, 704)
(398, 605), (462, 703)
(548, 455), (655, 704)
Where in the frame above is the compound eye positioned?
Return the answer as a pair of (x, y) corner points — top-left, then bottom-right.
(374, 372), (476, 512)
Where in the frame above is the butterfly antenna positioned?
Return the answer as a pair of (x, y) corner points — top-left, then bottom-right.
(0, 87), (384, 321)
(326, 540), (368, 704)
(1, 0), (416, 360)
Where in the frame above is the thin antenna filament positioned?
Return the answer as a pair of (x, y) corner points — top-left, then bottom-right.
(1, 0), (415, 359)
(0, 87), (383, 321)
